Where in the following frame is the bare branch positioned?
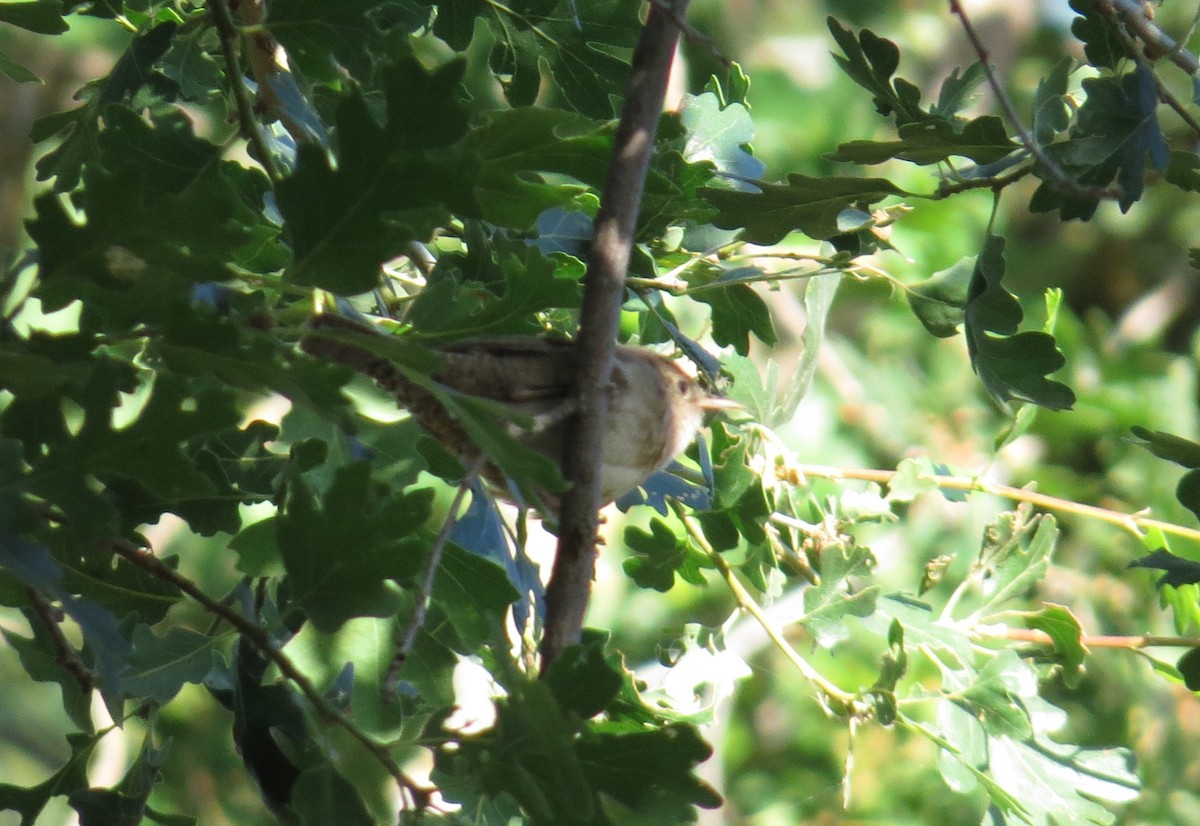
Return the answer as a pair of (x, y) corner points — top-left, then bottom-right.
(542, 0), (691, 669)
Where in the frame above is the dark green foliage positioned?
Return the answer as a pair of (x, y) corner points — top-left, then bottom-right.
(0, 2), (1189, 824)
(964, 236), (1075, 411)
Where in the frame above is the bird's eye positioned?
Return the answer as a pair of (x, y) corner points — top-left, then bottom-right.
(677, 379), (690, 395)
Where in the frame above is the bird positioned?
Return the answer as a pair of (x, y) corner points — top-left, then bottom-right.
(300, 313), (737, 510)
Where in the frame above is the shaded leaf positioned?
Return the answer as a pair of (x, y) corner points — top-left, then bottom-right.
(964, 235), (1075, 410)
(700, 173), (905, 245)
(906, 257), (972, 337)
(278, 58), (469, 293)
(0, 732), (96, 825)
(1129, 548), (1200, 589)
(0, 0), (68, 34)
(120, 625), (216, 704)
(623, 518), (707, 592)
(278, 462), (431, 632)
(828, 116), (1017, 166)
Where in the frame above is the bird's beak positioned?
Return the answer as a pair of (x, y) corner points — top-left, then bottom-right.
(699, 396), (744, 412)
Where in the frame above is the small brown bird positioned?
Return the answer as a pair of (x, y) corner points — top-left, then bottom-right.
(301, 314), (735, 508)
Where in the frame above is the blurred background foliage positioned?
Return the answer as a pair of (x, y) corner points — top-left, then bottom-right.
(3, 1), (1200, 824)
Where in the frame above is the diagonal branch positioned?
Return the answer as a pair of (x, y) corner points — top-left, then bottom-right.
(541, 0), (691, 669)
(107, 538), (433, 811)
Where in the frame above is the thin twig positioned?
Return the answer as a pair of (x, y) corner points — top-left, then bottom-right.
(949, 1), (1122, 206)
(388, 459), (483, 695)
(778, 462), (1200, 544)
(107, 539), (433, 812)
(934, 162), (1035, 198)
(208, 0), (281, 183)
(1100, 0), (1200, 73)
(1112, 18), (1200, 141)
(542, 0), (692, 670)
(24, 586), (95, 694)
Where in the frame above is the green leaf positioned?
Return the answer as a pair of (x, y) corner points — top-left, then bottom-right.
(1033, 57), (1073, 145)
(827, 17), (925, 126)
(0, 0), (68, 34)
(623, 518), (707, 592)
(886, 456), (942, 502)
(18, 369), (243, 540)
(869, 620), (907, 725)
(828, 116), (1017, 166)
(455, 107), (610, 230)
(1069, 0), (1131, 70)
(278, 57), (469, 293)
(264, 0), (412, 81)
(974, 513), (1059, 618)
(434, 679), (595, 824)
(700, 173), (905, 245)
(28, 106), (275, 332)
(543, 633), (624, 719)
(931, 63), (984, 120)
(955, 650), (1033, 739)
(58, 551), (182, 625)
(69, 732), (166, 826)
(119, 625), (215, 704)
(408, 246), (581, 339)
(1177, 647), (1200, 691)
(579, 724), (721, 819)
(1129, 427), (1200, 519)
(680, 92), (765, 181)
(1031, 68), (1168, 218)
(800, 542), (878, 647)
(985, 732), (1139, 825)
(0, 47), (41, 82)
(687, 281), (776, 356)
(431, 542), (519, 652)
(2, 618), (93, 730)
(467, 0), (642, 117)
(906, 257), (972, 337)
(1022, 603), (1086, 688)
(278, 462), (431, 632)
(964, 235), (1075, 411)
